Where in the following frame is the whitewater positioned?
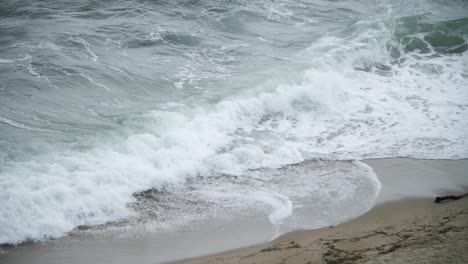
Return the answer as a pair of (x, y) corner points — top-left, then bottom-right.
(1, 0), (467, 245)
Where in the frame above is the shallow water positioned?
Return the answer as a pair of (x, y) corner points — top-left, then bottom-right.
(0, 0), (467, 246)
(1, 158), (467, 264)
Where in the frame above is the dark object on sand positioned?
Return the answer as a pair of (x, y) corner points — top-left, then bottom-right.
(434, 193), (468, 203)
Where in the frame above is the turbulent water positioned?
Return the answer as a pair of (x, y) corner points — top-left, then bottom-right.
(0, 0), (467, 245)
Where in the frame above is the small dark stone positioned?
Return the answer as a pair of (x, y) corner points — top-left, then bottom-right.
(434, 193), (468, 203)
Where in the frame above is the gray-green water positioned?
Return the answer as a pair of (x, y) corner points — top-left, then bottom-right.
(1, 0), (467, 246)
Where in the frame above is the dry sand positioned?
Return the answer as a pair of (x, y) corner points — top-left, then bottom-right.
(174, 196), (468, 264)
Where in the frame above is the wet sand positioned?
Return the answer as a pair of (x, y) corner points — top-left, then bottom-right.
(1, 158), (467, 264)
(173, 158), (468, 264)
(174, 196), (468, 264)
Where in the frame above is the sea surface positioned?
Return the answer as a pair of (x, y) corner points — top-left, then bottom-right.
(0, 0), (467, 246)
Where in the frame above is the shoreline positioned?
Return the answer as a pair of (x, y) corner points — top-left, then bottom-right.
(171, 158), (468, 263)
(172, 196), (468, 264)
(1, 158), (467, 264)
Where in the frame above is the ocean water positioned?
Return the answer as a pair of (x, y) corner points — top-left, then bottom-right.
(0, 0), (467, 245)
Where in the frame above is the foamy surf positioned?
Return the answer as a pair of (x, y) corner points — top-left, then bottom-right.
(0, 0), (467, 246)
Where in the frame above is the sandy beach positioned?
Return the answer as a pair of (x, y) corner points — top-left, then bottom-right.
(174, 195), (468, 264)
(2, 1), (467, 263)
(173, 159), (468, 264)
(1, 158), (467, 264)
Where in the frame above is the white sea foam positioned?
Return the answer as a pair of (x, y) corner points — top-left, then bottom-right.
(1, 44), (466, 243)
(0, 58), (14, 64)
(2, 69), (397, 243)
(0, 116), (61, 133)
(73, 37), (99, 62)
(0, 1), (467, 245)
